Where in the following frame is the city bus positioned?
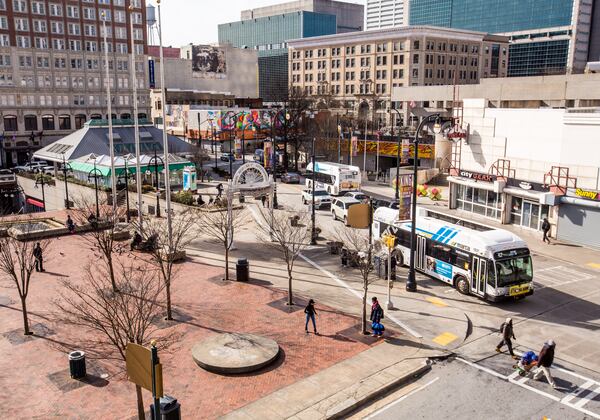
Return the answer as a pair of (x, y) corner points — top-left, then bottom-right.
(305, 162), (361, 196)
(373, 207), (534, 301)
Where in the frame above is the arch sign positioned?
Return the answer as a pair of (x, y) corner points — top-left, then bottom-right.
(231, 162), (272, 197)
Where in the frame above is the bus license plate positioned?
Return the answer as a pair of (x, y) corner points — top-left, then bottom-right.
(509, 284), (529, 296)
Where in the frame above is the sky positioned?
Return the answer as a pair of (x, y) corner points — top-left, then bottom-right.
(148, 0), (365, 47)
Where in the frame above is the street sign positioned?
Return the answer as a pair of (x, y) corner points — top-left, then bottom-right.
(126, 343), (163, 397)
(347, 203), (370, 229)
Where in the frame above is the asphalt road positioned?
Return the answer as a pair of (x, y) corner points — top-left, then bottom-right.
(360, 360), (598, 420)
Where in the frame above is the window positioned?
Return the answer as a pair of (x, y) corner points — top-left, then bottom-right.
(75, 114), (86, 129)
(31, 1), (44, 14)
(36, 56), (49, 68)
(0, 16), (7, 29)
(42, 115), (55, 130)
(19, 55), (32, 67)
(0, 0), (5, 10)
(85, 41), (98, 52)
(83, 7), (95, 20)
(115, 26), (127, 39)
(49, 3), (62, 16)
(0, 34), (9, 46)
(14, 17), (28, 31)
(84, 24), (96, 37)
(132, 12), (142, 24)
(114, 10), (125, 22)
(66, 5), (79, 18)
(50, 21), (64, 34)
(68, 23), (80, 36)
(54, 57), (66, 68)
(69, 40), (82, 51)
(24, 115), (37, 130)
(73, 95), (84, 106)
(52, 38), (66, 50)
(59, 115), (71, 130)
(12, 0), (26, 12)
(100, 9), (111, 20)
(33, 20), (47, 32)
(3, 115), (17, 131)
(0, 54), (10, 66)
(70, 59), (82, 69)
(413, 54), (419, 64)
(34, 37), (48, 49)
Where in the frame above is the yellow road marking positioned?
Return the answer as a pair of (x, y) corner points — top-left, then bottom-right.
(426, 297), (448, 307)
(432, 332), (458, 346)
(586, 263), (600, 270)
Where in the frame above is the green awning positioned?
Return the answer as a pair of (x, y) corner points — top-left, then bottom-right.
(69, 161), (192, 177)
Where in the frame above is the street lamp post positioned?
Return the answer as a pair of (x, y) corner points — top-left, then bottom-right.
(118, 156), (131, 222)
(34, 175), (47, 211)
(87, 160), (103, 219)
(388, 107), (402, 200)
(406, 113), (441, 293)
(270, 109), (287, 209)
(211, 119), (218, 171)
(306, 109), (318, 245)
(61, 153), (73, 209)
(149, 145), (165, 218)
(197, 113), (204, 182)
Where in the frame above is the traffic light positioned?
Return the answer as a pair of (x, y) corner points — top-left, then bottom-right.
(382, 234), (396, 249)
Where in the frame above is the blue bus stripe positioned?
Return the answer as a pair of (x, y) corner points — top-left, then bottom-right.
(444, 231), (459, 244)
(439, 228), (455, 242)
(432, 227), (447, 241)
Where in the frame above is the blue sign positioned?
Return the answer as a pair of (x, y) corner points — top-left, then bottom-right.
(435, 260), (453, 279)
(148, 59), (155, 89)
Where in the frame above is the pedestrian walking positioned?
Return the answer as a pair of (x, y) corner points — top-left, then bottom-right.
(261, 195), (267, 207)
(197, 194), (205, 206)
(542, 217), (551, 244)
(33, 242), (44, 272)
(216, 183), (224, 199)
(496, 317), (518, 359)
(66, 215), (75, 233)
(304, 299), (318, 334)
(370, 297), (384, 337)
(533, 340), (557, 388)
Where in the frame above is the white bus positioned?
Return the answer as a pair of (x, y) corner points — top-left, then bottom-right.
(305, 162), (361, 196)
(373, 207), (534, 301)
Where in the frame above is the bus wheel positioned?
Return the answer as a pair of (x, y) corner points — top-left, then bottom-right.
(455, 276), (469, 295)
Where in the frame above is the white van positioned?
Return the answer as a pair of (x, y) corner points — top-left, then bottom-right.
(331, 196), (361, 225)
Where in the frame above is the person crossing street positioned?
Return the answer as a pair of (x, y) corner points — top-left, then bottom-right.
(496, 317), (518, 359)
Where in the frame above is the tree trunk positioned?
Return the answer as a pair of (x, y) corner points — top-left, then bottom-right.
(21, 296), (31, 335)
(224, 247), (229, 281)
(135, 384), (145, 420)
(165, 278), (173, 320)
(361, 286), (368, 335)
(287, 268), (293, 306)
(108, 255), (118, 292)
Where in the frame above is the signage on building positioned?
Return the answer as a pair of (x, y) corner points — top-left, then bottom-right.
(458, 170), (497, 183)
(567, 188), (600, 201)
(148, 59), (155, 89)
(506, 178), (549, 192)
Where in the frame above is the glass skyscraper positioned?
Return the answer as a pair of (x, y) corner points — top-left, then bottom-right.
(409, 0), (596, 76)
(219, 12), (337, 102)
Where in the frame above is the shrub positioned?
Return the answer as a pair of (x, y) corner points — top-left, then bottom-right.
(171, 190), (195, 206)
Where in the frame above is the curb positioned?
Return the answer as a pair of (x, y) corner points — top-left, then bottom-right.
(325, 361), (432, 419)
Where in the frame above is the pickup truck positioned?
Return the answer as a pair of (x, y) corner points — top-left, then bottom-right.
(12, 162), (46, 173)
(301, 189), (332, 209)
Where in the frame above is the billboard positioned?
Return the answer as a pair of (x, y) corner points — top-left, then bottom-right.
(191, 45), (226, 78)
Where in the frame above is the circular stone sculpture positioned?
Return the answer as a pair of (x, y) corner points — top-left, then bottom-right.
(191, 333), (280, 374)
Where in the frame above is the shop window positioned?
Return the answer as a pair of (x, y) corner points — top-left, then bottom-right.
(90, 113), (102, 120)
(75, 114), (86, 129)
(3, 115), (17, 131)
(59, 115), (71, 130)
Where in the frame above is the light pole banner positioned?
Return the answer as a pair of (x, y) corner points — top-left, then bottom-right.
(398, 174), (412, 221)
(401, 139), (410, 164)
(351, 136), (358, 157)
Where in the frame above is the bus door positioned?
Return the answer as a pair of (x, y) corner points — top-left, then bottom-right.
(471, 256), (487, 296)
(415, 236), (427, 271)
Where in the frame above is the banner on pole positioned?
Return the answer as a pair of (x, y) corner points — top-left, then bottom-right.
(148, 59), (155, 89)
(396, 174), (412, 221)
(351, 136), (358, 157)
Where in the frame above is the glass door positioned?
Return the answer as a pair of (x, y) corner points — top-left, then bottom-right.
(523, 201), (540, 230)
(471, 256), (487, 297)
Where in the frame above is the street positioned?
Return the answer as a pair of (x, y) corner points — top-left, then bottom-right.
(190, 175), (600, 419)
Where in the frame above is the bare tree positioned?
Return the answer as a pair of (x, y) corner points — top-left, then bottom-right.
(132, 210), (196, 320)
(197, 200), (247, 281)
(335, 227), (375, 335)
(0, 230), (51, 335)
(72, 197), (127, 292)
(255, 208), (311, 306)
(56, 261), (176, 420)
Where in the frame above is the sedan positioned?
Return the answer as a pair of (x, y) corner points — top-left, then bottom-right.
(344, 191), (370, 202)
(220, 153), (235, 162)
(281, 172), (301, 184)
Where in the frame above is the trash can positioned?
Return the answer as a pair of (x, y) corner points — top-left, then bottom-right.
(68, 350), (86, 379)
(236, 258), (249, 282)
(150, 395), (181, 420)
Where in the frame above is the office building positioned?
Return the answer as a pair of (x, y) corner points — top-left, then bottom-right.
(219, 0), (364, 102)
(0, 0), (151, 167)
(408, 0), (599, 76)
(288, 26), (509, 127)
(366, 0), (409, 30)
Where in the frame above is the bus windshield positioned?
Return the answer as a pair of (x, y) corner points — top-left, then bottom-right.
(495, 256), (533, 287)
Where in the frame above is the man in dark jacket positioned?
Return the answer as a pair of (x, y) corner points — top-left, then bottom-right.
(541, 218), (551, 244)
(533, 340), (557, 388)
(33, 242), (44, 272)
(496, 317), (518, 359)
(370, 297), (384, 337)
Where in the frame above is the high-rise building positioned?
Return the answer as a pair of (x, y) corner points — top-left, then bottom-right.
(408, 0), (599, 76)
(288, 26), (509, 126)
(0, 0), (151, 167)
(219, 0), (364, 103)
(366, 0), (409, 30)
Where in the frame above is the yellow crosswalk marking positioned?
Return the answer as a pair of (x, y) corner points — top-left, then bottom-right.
(586, 263), (600, 270)
(426, 297), (448, 307)
(432, 332), (458, 346)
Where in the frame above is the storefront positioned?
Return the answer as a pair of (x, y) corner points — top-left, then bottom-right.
(449, 171), (556, 230)
(557, 188), (600, 249)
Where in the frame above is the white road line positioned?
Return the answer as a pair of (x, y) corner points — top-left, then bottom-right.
(508, 370), (522, 381)
(248, 204), (424, 339)
(561, 380), (595, 404)
(575, 385), (600, 408)
(456, 357), (508, 380)
(536, 266), (563, 273)
(556, 367), (600, 385)
(364, 377), (440, 419)
(458, 358), (600, 419)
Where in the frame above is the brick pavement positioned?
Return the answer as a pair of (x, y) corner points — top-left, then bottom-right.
(0, 229), (375, 419)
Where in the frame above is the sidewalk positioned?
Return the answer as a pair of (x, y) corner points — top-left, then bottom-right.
(222, 340), (441, 420)
(360, 181), (600, 268)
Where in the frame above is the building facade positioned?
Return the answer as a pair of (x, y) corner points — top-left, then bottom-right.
(408, 0), (599, 76)
(446, 98), (600, 248)
(288, 26), (509, 127)
(366, 0), (409, 30)
(241, 0), (364, 34)
(0, 0), (151, 167)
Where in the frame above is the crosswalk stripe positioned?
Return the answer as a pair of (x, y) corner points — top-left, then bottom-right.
(562, 380), (595, 404)
(574, 385), (600, 408)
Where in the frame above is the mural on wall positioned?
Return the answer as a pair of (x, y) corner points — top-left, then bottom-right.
(165, 105), (187, 132)
(195, 109), (281, 132)
(191, 45), (226, 78)
(356, 141), (435, 159)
